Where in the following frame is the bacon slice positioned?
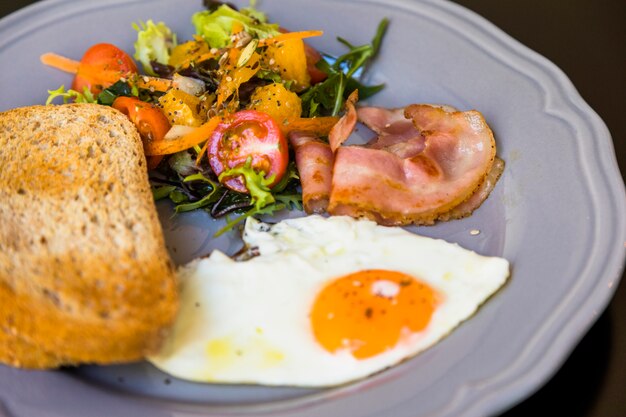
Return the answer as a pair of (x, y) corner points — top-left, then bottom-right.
(327, 105), (497, 225)
(289, 131), (334, 214)
(358, 107), (426, 158)
(358, 107), (413, 137)
(438, 157), (504, 221)
(328, 90), (358, 152)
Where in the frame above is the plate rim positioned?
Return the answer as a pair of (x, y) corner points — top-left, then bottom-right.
(0, 0), (624, 416)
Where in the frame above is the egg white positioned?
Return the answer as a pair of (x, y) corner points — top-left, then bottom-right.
(148, 215), (509, 387)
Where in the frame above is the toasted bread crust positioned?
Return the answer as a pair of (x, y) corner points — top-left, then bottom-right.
(0, 104), (178, 368)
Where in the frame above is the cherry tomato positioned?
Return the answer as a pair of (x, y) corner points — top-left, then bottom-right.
(208, 110), (288, 193)
(113, 97), (170, 170)
(73, 43), (138, 95)
(113, 96), (170, 143)
(304, 43), (328, 85)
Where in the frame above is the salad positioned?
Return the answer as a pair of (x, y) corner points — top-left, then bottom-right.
(42, 0), (388, 235)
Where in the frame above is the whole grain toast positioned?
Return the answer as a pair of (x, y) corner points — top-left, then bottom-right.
(0, 104), (178, 369)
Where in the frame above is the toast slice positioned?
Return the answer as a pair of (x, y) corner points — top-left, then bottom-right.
(0, 104), (178, 368)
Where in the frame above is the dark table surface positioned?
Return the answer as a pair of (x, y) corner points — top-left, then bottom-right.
(1, 0), (624, 416)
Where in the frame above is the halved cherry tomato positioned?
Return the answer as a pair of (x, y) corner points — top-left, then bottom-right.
(73, 43), (138, 95)
(112, 97), (171, 169)
(112, 97), (171, 143)
(208, 110), (288, 193)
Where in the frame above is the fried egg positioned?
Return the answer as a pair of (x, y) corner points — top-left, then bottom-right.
(148, 215), (509, 386)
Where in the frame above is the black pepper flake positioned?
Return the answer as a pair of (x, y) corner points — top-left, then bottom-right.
(364, 307), (373, 319)
(276, 100), (281, 106)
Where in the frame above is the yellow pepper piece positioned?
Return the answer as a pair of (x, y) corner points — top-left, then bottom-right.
(169, 38), (211, 69)
(216, 48), (261, 108)
(264, 38), (311, 92)
(249, 83), (302, 124)
(158, 89), (204, 127)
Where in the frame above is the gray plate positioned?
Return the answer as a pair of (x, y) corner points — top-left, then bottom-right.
(0, 0), (624, 416)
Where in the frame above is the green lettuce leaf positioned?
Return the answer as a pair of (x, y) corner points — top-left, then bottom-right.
(192, 4), (279, 48)
(46, 85), (96, 105)
(218, 158), (275, 211)
(133, 20), (178, 76)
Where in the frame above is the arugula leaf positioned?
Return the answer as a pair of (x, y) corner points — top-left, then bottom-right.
(169, 189), (188, 204)
(300, 72), (346, 117)
(173, 173), (220, 213)
(183, 172), (219, 185)
(152, 185), (177, 201)
(271, 161), (299, 193)
(214, 202), (285, 237)
(275, 193), (303, 211)
(97, 81), (137, 105)
(345, 77), (385, 100)
(301, 18), (389, 117)
(174, 192), (219, 213)
(46, 85), (96, 105)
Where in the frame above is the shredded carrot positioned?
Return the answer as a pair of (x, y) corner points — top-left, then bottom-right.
(134, 75), (173, 92)
(145, 116), (222, 156)
(41, 51), (172, 93)
(40, 53), (80, 74)
(281, 116), (339, 136)
(195, 139), (210, 165)
(259, 30), (323, 46)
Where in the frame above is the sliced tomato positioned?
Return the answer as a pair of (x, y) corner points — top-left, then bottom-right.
(112, 97), (171, 168)
(208, 110), (288, 193)
(73, 43), (138, 95)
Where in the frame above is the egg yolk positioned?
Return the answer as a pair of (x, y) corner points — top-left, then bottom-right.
(310, 270), (438, 359)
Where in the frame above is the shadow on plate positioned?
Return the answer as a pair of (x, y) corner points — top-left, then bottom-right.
(498, 309), (612, 417)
